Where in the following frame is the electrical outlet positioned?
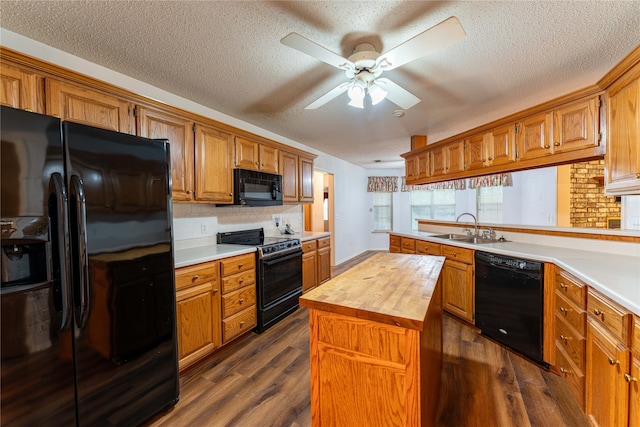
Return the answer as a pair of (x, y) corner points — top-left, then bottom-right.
(201, 223), (208, 235)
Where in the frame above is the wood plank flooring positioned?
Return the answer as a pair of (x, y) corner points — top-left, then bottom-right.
(146, 251), (588, 427)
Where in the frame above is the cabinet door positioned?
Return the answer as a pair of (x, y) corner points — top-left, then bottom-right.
(299, 156), (314, 203)
(465, 133), (488, 170)
(489, 124), (515, 166)
(235, 136), (259, 170)
(447, 140), (466, 174)
(553, 96), (599, 154)
(431, 147), (446, 176)
(586, 319), (630, 427)
(137, 106), (194, 202)
(405, 154), (419, 183)
(280, 151), (299, 202)
(302, 251), (318, 293)
(259, 144), (279, 173)
(0, 62), (44, 113)
(317, 246), (331, 284)
(416, 151), (430, 181)
(176, 283), (218, 371)
(630, 354), (640, 427)
(605, 73), (640, 195)
(442, 259), (473, 323)
(195, 123), (233, 203)
(46, 79), (135, 134)
(516, 112), (552, 161)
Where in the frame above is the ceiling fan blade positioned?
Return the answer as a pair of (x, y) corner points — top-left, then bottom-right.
(305, 81), (351, 110)
(375, 16), (465, 71)
(376, 78), (421, 110)
(281, 33), (355, 72)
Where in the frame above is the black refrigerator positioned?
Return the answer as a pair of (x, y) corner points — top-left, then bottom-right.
(0, 106), (179, 426)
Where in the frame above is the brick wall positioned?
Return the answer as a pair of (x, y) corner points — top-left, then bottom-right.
(570, 160), (620, 228)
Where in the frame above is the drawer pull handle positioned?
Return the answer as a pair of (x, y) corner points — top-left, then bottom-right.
(625, 374), (638, 383)
(240, 320), (245, 327)
(239, 298), (244, 304)
(192, 275), (199, 282)
(559, 306), (567, 314)
(594, 308), (602, 316)
(560, 282), (568, 289)
(560, 334), (570, 344)
(559, 367), (569, 375)
(238, 263), (244, 268)
(239, 278), (244, 283)
(608, 357), (619, 366)
(213, 288), (218, 293)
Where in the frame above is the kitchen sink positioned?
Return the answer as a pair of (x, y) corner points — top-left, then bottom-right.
(430, 234), (508, 244)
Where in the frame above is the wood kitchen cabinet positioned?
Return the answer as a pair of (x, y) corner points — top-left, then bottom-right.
(220, 253), (256, 344)
(466, 125), (515, 171)
(194, 123), (234, 203)
(279, 150), (316, 203)
(175, 261), (221, 371)
(552, 96), (599, 154)
(316, 236), (331, 285)
(605, 61), (640, 195)
(302, 239), (318, 293)
(515, 111), (553, 161)
(428, 140), (465, 178)
(46, 78), (135, 134)
(585, 289), (632, 427)
(440, 244), (474, 324)
(405, 151), (430, 184)
(0, 61), (45, 113)
(137, 105), (194, 202)
(554, 269), (587, 409)
(389, 234), (402, 253)
(400, 237), (416, 254)
(235, 136), (279, 173)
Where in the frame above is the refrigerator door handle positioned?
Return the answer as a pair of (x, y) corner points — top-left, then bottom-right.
(50, 172), (73, 332)
(70, 174), (90, 328)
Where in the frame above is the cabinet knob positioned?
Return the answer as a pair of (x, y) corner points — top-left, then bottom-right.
(239, 278), (244, 283)
(213, 288), (218, 293)
(192, 275), (199, 282)
(239, 298), (244, 304)
(608, 357), (619, 366)
(560, 282), (568, 289)
(238, 263), (243, 268)
(594, 308), (602, 316)
(625, 373), (638, 383)
(559, 367), (569, 375)
(559, 306), (567, 315)
(554, 142), (560, 147)
(240, 320), (245, 327)
(544, 144), (550, 149)
(560, 334), (570, 344)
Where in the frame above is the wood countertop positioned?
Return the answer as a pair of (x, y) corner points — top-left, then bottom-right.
(299, 252), (445, 331)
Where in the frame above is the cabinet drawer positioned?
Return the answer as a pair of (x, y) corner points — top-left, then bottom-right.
(302, 240), (317, 253)
(317, 236), (330, 249)
(555, 314), (585, 371)
(221, 286), (256, 318)
(588, 289), (630, 344)
(220, 253), (255, 277)
(389, 246), (401, 254)
(223, 306), (256, 343)
(389, 235), (401, 247)
(401, 237), (415, 253)
(555, 342), (585, 410)
(416, 240), (441, 256)
(175, 262), (219, 291)
(441, 245), (473, 264)
(221, 269), (256, 294)
(555, 270), (586, 308)
(556, 290), (586, 335)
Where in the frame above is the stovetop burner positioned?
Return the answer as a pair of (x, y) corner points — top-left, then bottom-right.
(217, 228), (301, 258)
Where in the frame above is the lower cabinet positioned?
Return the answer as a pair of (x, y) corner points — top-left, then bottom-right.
(389, 234), (401, 253)
(317, 236), (331, 284)
(175, 253), (256, 371)
(302, 236), (332, 293)
(441, 245), (474, 323)
(175, 261), (221, 371)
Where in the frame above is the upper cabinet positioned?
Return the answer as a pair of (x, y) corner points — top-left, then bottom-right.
(0, 62), (45, 113)
(279, 150), (315, 204)
(552, 97), (599, 154)
(515, 111), (553, 161)
(405, 151), (430, 184)
(46, 79), (135, 134)
(235, 136), (278, 173)
(194, 124), (234, 204)
(605, 61), (640, 195)
(137, 106), (194, 202)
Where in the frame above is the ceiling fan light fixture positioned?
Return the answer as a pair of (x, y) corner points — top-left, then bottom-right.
(347, 81), (366, 109)
(368, 83), (388, 105)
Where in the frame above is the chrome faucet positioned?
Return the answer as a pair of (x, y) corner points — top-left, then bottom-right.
(456, 212), (479, 236)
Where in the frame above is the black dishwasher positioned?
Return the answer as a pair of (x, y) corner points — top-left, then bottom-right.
(474, 251), (547, 367)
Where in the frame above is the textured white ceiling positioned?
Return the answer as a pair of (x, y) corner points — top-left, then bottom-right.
(1, 1), (639, 169)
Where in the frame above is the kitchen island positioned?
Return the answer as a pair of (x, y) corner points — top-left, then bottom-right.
(299, 252), (445, 427)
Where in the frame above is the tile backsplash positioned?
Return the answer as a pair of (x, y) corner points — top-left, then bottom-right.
(172, 203), (303, 243)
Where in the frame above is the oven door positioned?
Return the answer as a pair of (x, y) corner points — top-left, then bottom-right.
(256, 249), (302, 332)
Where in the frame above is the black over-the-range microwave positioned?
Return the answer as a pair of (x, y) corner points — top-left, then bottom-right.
(231, 168), (283, 206)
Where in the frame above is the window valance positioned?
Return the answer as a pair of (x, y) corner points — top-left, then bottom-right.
(367, 176), (399, 192)
(401, 177), (466, 191)
(468, 173), (512, 188)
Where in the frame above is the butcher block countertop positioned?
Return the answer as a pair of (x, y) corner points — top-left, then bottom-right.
(299, 252), (445, 331)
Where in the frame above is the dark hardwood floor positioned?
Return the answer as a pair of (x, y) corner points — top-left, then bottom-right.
(146, 251), (588, 427)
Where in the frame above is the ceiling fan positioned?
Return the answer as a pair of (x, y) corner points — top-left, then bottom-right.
(281, 16), (466, 110)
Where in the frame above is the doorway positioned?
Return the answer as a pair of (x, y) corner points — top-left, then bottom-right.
(304, 170), (334, 266)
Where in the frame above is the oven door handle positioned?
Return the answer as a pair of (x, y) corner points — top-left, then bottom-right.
(262, 249), (302, 265)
